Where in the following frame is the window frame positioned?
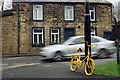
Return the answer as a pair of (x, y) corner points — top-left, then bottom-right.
(89, 6), (96, 22)
(32, 4), (44, 21)
(49, 28), (61, 45)
(64, 5), (75, 21)
(32, 27), (45, 47)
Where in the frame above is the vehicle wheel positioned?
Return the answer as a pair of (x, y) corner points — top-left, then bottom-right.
(53, 52), (63, 61)
(98, 49), (109, 58)
(84, 58), (95, 76)
(70, 56), (78, 72)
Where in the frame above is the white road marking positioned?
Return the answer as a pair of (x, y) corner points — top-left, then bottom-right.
(2, 63), (41, 70)
(1, 61), (70, 70)
(4, 57), (25, 60)
(44, 64), (52, 67)
(0, 64), (8, 66)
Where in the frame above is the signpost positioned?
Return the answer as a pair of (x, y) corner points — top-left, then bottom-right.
(84, 0), (91, 57)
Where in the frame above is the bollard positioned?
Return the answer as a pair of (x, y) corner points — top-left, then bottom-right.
(116, 39), (120, 64)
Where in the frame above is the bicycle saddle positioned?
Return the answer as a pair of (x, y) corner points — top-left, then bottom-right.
(76, 48), (83, 52)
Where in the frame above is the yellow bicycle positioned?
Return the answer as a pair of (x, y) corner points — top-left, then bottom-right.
(70, 41), (95, 76)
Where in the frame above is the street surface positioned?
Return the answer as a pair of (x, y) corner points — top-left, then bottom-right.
(1, 54), (119, 79)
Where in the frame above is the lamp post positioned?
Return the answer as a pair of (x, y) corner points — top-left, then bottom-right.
(84, 0), (91, 57)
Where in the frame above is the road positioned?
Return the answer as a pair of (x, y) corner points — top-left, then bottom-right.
(1, 54), (119, 79)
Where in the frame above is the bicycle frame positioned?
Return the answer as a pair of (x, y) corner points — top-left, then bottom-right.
(76, 46), (91, 67)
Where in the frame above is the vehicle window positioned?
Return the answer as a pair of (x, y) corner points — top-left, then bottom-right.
(91, 37), (99, 43)
(73, 37), (84, 44)
(62, 38), (74, 44)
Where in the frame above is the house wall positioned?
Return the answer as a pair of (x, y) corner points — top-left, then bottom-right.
(96, 4), (112, 36)
(2, 2), (112, 55)
(2, 11), (18, 55)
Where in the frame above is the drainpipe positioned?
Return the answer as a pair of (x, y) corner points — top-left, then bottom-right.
(17, 3), (20, 54)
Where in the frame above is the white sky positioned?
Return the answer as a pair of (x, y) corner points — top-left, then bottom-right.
(0, 0), (12, 11)
(107, 0), (120, 3)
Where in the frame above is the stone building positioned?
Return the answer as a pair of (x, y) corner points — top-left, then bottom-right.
(2, 0), (112, 55)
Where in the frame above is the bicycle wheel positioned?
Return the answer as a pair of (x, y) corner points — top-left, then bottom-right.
(70, 56), (78, 72)
(84, 58), (95, 76)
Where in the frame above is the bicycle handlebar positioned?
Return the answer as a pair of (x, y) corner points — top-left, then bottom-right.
(82, 40), (94, 47)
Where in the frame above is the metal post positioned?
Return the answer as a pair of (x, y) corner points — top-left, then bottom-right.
(84, 0), (91, 57)
(116, 39), (120, 64)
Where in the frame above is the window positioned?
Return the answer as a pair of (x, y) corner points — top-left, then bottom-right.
(91, 29), (96, 36)
(73, 37), (84, 44)
(91, 37), (99, 43)
(90, 6), (96, 21)
(64, 6), (74, 21)
(50, 29), (60, 44)
(32, 27), (44, 47)
(33, 5), (43, 20)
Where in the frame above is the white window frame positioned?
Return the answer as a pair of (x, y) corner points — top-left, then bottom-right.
(33, 5), (43, 20)
(91, 29), (96, 36)
(91, 26), (96, 36)
(0, 2), (2, 11)
(33, 28), (44, 45)
(90, 7), (95, 21)
(50, 29), (60, 44)
(64, 6), (74, 21)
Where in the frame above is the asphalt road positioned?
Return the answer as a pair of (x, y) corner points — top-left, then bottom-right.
(1, 54), (119, 79)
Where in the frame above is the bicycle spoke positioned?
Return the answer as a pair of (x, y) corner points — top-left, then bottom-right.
(84, 58), (95, 76)
(70, 56), (78, 72)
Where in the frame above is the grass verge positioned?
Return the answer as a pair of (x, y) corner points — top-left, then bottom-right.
(94, 61), (120, 77)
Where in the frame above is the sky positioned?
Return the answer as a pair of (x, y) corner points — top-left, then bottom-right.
(107, 0), (120, 3)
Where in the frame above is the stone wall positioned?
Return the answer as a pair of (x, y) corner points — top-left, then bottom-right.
(96, 4), (112, 36)
(2, 2), (112, 55)
(2, 11), (18, 55)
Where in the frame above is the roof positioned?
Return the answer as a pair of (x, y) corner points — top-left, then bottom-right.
(12, 0), (112, 4)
